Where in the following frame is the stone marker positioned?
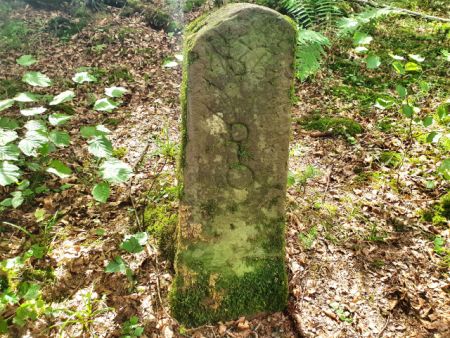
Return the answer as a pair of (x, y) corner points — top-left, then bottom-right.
(171, 3), (296, 326)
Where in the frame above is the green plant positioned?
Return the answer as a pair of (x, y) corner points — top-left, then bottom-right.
(288, 165), (321, 191)
(121, 316), (144, 338)
(299, 115), (363, 142)
(0, 56), (133, 209)
(55, 289), (113, 336)
(0, 19), (29, 50)
(329, 302), (353, 323)
(298, 226), (318, 249)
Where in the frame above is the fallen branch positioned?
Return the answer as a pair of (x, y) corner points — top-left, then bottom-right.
(348, 0), (450, 22)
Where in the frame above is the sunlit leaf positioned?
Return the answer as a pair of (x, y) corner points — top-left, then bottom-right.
(0, 161), (21, 186)
(422, 116), (433, 127)
(0, 129), (18, 146)
(48, 113), (72, 126)
(72, 72), (97, 84)
(49, 131), (70, 147)
(14, 92), (38, 102)
(353, 31), (373, 45)
(24, 120), (47, 131)
(22, 72), (52, 87)
(100, 158), (133, 184)
(11, 191), (24, 208)
(392, 61), (405, 74)
(46, 160), (72, 178)
(366, 54), (381, 69)
(16, 55), (37, 67)
(20, 107), (47, 116)
(120, 237), (143, 253)
(354, 46), (368, 53)
(88, 136), (113, 158)
(80, 125), (110, 138)
(105, 86), (127, 98)
(93, 98), (118, 112)
(395, 85), (407, 99)
(438, 159), (450, 180)
(405, 62), (421, 72)
(401, 104), (414, 118)
(18, 130), (48, 157)
(92, 181), (110, 203)
(0, 144), (20, 161)
(105, 256), (127, 273)
(49, 90), (75, 105)
(0, 99), (14, 112)
(408, 54), (425, 63)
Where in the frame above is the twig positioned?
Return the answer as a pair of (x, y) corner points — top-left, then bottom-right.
(377, 314), (391, 338)
(2, 221), (32, 237)
(348, 0), (450, 22)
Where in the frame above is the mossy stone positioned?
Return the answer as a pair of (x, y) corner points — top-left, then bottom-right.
(172, 3), (296, 327)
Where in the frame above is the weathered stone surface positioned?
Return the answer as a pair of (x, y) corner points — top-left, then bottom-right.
(171, 3), (296, 326)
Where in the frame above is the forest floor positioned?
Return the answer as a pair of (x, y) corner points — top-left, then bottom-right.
(0, 2), (449, 337)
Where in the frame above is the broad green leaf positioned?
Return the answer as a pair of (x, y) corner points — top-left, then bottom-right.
(20, 107), (47, 116)
(422, 116), (433, 127)
(92, 182), (110, 203)
(353, 31), (372, 45)
(374, 96), (395, 110)
(11, 191), (24, 208)
(88, 136), (113, 158)
(0, 117), (19, 130)
(408, 54), (425, 63)
(22, 72), (52, 87)
(80, 125), (110, 138)
(120, 237), (143, 253)
(0, 144), (20, 161)
(392, 61), (405, 74)
(105, 86), (127, 98)
(47, 160), (72, 178)
(401, 105), (414, 118)
(14, 92), (38, 102)
(24, 120), (47, 131)
(0, 161), (21, 186)
(49, 131), (70, 147)
(366, 55), (381, 69)
(0, 129), (18, 145)
(442, 50), (450, 62)
(105, 256), (127, 273)
(438, 159), (450, 180)
(49, 90), (75, 105)
(16, 55), (37, 66)
(395, 85), (407, 99)
(129, 232), (148, 245)
(405, 62), (421, 72)
(18, 130), (48, 157)
(100, 158), (132, 184)
(72, 72), (97, 84)
(49, 113), (72, 126)
(0, 99), (14, 112)
(93, 98), (118, 112)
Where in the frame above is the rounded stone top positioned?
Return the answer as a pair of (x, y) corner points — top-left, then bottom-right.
(231, 123), (248, 142)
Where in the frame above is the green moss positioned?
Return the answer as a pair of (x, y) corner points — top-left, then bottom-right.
(170, 257), (287, 327)
(46, 16), (89, 40)
(183, 0), (206, 12)
(422, 192), (450, 226)
(298, 114), (363, 137)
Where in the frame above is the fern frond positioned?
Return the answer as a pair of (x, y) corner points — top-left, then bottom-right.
(337, 7), (399, 35)
(295, 29), (330, 81)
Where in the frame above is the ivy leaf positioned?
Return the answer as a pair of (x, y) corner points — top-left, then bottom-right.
(100, 158), (133, 184)
(0, 144), (20, 161)
(405, 62), (421, 72)
(11, 191), (24, 208)
(105, 256), (127, 274)
(438, 159), (450, 180)
(366, 55), (381, 69)
(0, 129), (18, 146)
(48, 114), (72, 126)
(49, 90), (75, 105)
(105, 86), (127, 98)
(120, 237), (143, 253)
(49, 131), (70, 147)
(0, 99), (14, 112)
(16, 55), (37, 66)
(92, 182), (110, 203)
(93, 98), (118, 112)
(13, 92), (38, 102)
(0, 161), (21, 186)
(72, 72), (97, 84)
(20, 107), (47, 116)
(22, 72), (52, 87)
(87, 136), (113, 158)
(395, 85), (407, 99)
(0, 117), (19, 130)
(46, 160), (72, 178)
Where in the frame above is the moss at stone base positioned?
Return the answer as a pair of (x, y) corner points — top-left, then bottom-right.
(298, 114), (363, 137)
(170, 257), (287, 327)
